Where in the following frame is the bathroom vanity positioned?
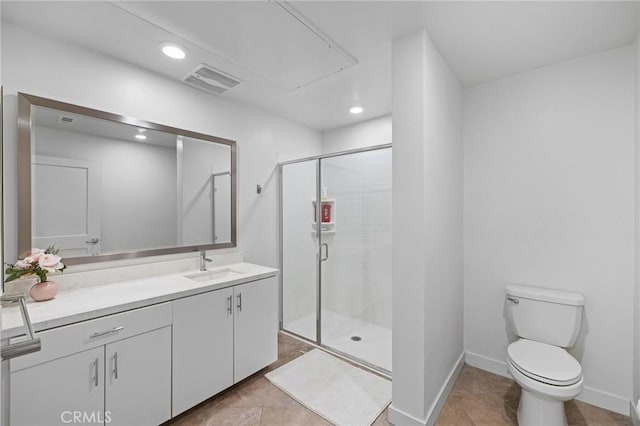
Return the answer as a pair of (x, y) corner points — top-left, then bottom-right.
(1, 262), (278, 426)
(1, 92), (275, 425)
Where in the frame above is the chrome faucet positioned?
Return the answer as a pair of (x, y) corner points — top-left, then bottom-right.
(200, 250), (212, 271)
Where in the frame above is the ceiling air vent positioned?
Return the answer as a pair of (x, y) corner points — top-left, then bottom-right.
(184, 64), (241, 95)
(58, 115), (75, 124)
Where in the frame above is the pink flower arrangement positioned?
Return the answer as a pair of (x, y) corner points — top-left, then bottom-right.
(5, 245), (66, 283)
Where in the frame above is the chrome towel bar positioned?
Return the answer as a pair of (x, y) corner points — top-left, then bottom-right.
(1, 294), (42, 360)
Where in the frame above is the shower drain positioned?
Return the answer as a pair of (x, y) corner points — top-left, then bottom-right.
(350, 336), (362, 341)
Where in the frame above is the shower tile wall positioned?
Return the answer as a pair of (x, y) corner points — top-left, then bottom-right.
(321, 149), (392, 329)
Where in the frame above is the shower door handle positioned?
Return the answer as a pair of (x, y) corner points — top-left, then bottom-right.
(320, 243), (329, 262)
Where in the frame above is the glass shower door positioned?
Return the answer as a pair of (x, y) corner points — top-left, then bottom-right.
(319, 148), (393, 372)
(280, 160), (318, 342)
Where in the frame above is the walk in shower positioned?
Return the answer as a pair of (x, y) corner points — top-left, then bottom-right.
(279, 145), (392, 374)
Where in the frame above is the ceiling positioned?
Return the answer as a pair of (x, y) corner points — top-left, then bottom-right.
(3, 1), (638, 131)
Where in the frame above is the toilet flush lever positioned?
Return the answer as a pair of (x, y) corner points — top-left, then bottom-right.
(506, 297), (520, 304)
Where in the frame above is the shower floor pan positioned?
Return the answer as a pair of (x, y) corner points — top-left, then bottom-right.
(285, 310), (392, 372)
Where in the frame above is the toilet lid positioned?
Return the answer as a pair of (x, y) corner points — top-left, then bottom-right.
(508, 339), (582, 386)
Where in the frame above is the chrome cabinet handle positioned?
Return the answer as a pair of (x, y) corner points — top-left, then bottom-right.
(85, 237), (100, 244)
(113, 352), (118, 380)
(320, 243), (329, 262)
(506, 297), (520, 304)
(1, 295), (42, 360)
(93, 358), (99, 387)
(237, 292), (242, 312)
(227, 295), (233, 316)
(90, 326), (124, 339)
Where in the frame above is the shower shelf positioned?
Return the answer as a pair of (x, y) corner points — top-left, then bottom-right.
(311, 222), (335, 234)
(311, 199), (335, 234)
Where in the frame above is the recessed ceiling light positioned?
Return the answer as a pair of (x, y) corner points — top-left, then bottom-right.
(349, 106), (364, 114)
(160, 42), (187, 60)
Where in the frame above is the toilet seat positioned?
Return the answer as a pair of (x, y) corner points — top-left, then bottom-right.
(507, 339), (582, 386)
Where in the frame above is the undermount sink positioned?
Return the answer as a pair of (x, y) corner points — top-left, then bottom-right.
(184, 268), (243, 283)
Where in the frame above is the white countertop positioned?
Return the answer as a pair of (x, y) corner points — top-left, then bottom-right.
(2, 262), (278, 339)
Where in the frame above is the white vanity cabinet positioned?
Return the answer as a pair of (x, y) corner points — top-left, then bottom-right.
(172, 287), (234, 415)
(105, 326), (172, 426)
(10, 346), (105, 426)
(233, 277), (279, 382)
(4, 266), (280, 425)
(8, 303), (172, 426)
(172, 276), (279, 415)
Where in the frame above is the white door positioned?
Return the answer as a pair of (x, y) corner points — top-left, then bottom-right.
(32, 155), (101, 256)
(172, 288), (234, 415)
(233, 277), (279, 382)
(10, 347), (105, 426)
(105, 327), (171, 426)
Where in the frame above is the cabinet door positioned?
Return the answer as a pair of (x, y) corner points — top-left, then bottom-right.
(105, 326), (171, 426)
(10, 346), (104, 426)
(172, 287), (234, 415)
(234, 276), (279, 382)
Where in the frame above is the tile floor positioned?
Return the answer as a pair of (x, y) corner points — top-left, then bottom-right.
(167, 333), (631, 426)
(437, 365), (631, 426)
(167, 333), (387, 426)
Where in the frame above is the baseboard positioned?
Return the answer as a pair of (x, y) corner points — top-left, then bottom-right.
(388, 406), (426, 426)
(464, 351), (630, 415)
(578, 385), (631, 416)
(465, 351), (510, 379)
(388, 352), (465, 426)
(425, 352), (466, 425)
(631, 400), (640, 426)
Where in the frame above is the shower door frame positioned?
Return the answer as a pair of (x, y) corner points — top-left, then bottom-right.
(277, 143), (392, 375)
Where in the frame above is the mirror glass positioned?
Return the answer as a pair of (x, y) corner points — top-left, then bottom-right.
(19, 94), (236, 264)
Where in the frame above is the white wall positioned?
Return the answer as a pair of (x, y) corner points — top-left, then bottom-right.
(322, 115), (391, 154)
(2, 22), (322, 269)
(390, 29), (463, 426)
(464, 46), (634, 414)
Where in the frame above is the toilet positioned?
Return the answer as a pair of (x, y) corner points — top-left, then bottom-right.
(505, 284), (585, 426)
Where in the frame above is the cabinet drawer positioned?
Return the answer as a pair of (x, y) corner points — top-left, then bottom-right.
(10, 302), (172, 372)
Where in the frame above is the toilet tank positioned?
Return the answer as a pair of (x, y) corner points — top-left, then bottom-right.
(505, 284), (584, 348)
